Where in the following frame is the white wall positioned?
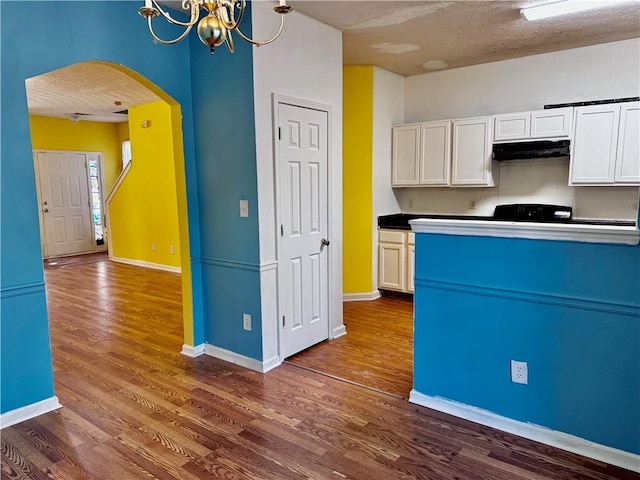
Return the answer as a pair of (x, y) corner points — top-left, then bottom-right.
(399, 39), (640, 220)
(252, 5), (344, 361)
(372, 67), (403, 289)
(405, 39), (640, 122)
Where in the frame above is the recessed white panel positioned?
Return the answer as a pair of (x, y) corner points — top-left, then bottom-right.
(310, 253), (320, 323)
(288, 121), (300, 148)
(68, 176), (82, 207)
(308, 123), (320, 151)
(291, 257), (302, 329)
(71, 215), (85, 241)
(309, 163), (319, 233)
(53, 216), (66, 244)
(289, 162), (301, 236)
(49, 177), (63, 208)
(47, 159), (61, 170)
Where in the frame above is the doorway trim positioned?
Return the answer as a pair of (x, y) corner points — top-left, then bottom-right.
(271, 94), (344, 364)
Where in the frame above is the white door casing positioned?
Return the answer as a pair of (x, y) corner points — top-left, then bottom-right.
(277, 102), (330, 358)
(34, 151), (95, 258)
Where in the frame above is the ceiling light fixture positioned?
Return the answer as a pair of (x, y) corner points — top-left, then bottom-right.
(138, 0), (292, 54)
(521, 0), (636, 21)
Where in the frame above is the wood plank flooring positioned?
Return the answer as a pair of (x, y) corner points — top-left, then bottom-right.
(1, 258), (637, 479)
(287, 295), (414, 399)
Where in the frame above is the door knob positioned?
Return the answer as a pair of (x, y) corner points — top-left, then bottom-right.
(321, 238), (330, 246)
(43, 208), (49, 213)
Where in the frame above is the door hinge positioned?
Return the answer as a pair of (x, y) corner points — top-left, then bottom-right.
(280, 224), (284, 236)
(278, 127), (281, 140)
(282, 315), (285, 327)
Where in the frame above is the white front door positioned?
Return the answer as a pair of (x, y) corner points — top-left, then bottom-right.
(35, 151), (94, 258)
(278, 103), (330, 358)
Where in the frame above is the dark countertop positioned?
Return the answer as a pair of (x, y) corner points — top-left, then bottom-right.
(378, 213), (636, 230)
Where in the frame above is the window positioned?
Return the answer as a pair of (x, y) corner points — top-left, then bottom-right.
(122, 140), (132, 169)
(89, 159), (104, 245)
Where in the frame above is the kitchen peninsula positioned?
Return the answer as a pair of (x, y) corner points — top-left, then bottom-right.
(408, 214), (640, 470)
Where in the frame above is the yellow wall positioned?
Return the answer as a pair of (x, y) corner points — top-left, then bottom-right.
(108, 101), (181, 269)
(343, 66), (374, 294)
(29, 115), (121, 192)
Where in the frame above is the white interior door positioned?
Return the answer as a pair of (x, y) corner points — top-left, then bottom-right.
(278, 103), (330, 358)
(36, 151), (94, 258)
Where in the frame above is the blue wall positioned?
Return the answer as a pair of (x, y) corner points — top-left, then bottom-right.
(189, 7), (264, 360)
(0, 1), (202, 413)
(413, 233), (640, 454)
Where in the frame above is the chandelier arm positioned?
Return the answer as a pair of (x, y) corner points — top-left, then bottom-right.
(218, 0), (244, 31)
(233, 13), (285, 47)
(147, 16), (194, 45)
(225, 30), (235, 53)
(152, 0), (200, 27)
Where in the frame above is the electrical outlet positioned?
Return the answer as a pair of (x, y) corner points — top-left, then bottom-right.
(511, 360), (528, 384)
(240, 200), (249, 218)
(469, 198), (478, 210)
(151, 243), (156, 251)
(243, 313), (251, 331)
(169, 245), (175, 254)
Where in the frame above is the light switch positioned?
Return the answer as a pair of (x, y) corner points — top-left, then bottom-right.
(240, 200), (249, 218)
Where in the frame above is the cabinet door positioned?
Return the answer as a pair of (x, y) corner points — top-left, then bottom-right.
(419, 121), (451, 186)
(614, 102), (640, 184)
(570, 105), (620, 185)
(531, 108), (572, 138)
(392, 125), (420, 186)
(379, 243), (405, 291)
(494, 113), (530, 142)
(452, 117), (496, 186)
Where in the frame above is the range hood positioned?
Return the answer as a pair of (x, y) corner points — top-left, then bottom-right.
(492, 139), (570, 161)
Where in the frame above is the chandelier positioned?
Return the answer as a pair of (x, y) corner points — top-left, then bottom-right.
(138, 0), (293, 54)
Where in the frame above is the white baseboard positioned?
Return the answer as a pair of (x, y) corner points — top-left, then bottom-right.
(332, 324), (347, 339)
(0, 396), (62, 429)
(110, 256), (181, 274)
(343, 291), (381, 302)
(181, 343), (205, 357)
(409, 390), (640, 473)
(204, 345), (281, 373)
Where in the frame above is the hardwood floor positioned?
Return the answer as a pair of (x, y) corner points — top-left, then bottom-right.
(1, 259), (637, 479)
(287, 294), (414, 399)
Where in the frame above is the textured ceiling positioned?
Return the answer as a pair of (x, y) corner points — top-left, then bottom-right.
(26, 63), (162, 123)
(26, 1), (640, 122)
(289, 0), (640, 76)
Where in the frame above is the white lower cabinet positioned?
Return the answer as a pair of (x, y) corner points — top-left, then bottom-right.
(378, 229), (414, 294)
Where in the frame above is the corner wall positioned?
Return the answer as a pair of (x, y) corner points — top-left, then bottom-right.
(371, 67), (403, 291)
(108, 101), (181, 269)
(252, 4), (344, 359)
(189, 12), (263, 361)
(343, 66), (374, 295)
(0, 1), (200, 416)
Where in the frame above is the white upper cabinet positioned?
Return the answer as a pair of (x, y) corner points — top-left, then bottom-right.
(419, 121), (451, 186)
(392, 121), (451, 187)
(452, 116), (496, 187)
(494, 112), (530, 142)
(615, 102), (640, 184)
(570, 102), (639, 186)
(494, 107), (572, 142)
(392, 124), (420, 186)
